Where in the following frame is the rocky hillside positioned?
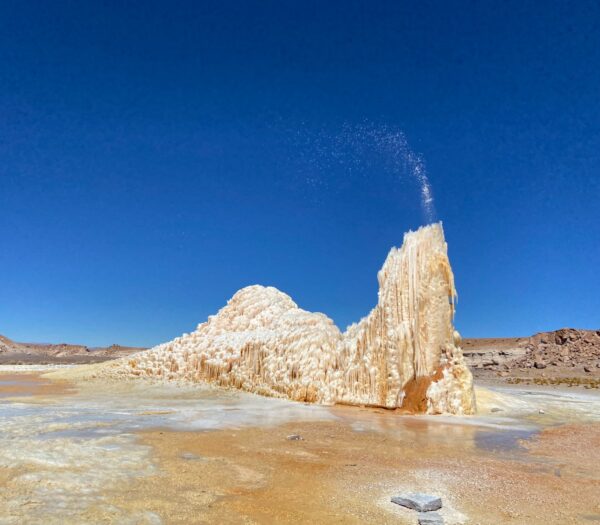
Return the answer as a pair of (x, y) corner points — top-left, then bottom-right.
(0, 335), (25, 354)
(513, 329), (600, 371)
(464, 328), (600, 385)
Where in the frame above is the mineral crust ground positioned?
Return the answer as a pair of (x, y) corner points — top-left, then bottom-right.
(1, 368), (599, 524)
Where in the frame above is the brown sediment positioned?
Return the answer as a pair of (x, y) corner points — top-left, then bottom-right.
(523, 423), (600, 477)
(0, 372), (75, 399)
(98, 413), (600, 525)
(400, 366), (445, 413)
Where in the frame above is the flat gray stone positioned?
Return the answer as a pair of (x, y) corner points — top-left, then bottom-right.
(390, 493), (442, 512)
(418, 511), (444, 525)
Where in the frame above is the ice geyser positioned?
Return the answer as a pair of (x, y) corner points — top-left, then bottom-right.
(103, 222), (475, 415)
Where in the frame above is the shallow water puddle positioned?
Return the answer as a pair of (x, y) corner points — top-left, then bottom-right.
(474, 427), (538, 452)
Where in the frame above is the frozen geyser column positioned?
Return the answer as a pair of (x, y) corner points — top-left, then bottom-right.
(335, 223), (475, 414)
(104, 222), (475, 415)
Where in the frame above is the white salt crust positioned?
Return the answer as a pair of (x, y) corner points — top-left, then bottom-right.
(102, 223), (475, 414)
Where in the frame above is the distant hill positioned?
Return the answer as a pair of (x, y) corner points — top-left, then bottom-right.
(0, 334), (26, 354)
(0, 334), (145, 364)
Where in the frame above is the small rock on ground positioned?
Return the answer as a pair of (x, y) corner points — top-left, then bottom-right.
(418, 511), (444, 524)
(181, 452), (202, 461)
(391, 493), (442, 512)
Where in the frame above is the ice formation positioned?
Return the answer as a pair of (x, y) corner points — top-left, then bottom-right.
(103, 223), (475, 414)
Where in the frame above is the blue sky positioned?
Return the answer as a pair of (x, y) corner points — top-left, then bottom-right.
(1, 1), (599, 346)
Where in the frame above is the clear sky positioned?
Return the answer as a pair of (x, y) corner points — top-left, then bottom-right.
(1, 1), (599, 347)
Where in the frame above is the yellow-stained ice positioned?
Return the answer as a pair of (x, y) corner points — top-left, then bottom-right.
(101, 223), (475, 414)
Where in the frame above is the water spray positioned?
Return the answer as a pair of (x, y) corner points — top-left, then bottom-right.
(291, 121), (436, 224)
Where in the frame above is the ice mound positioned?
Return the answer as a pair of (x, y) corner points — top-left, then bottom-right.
(102, 223), (475, 414)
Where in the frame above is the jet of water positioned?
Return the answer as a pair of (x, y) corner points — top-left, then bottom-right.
(290, 121), (437, 224)
(344, 122), (436, 224)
